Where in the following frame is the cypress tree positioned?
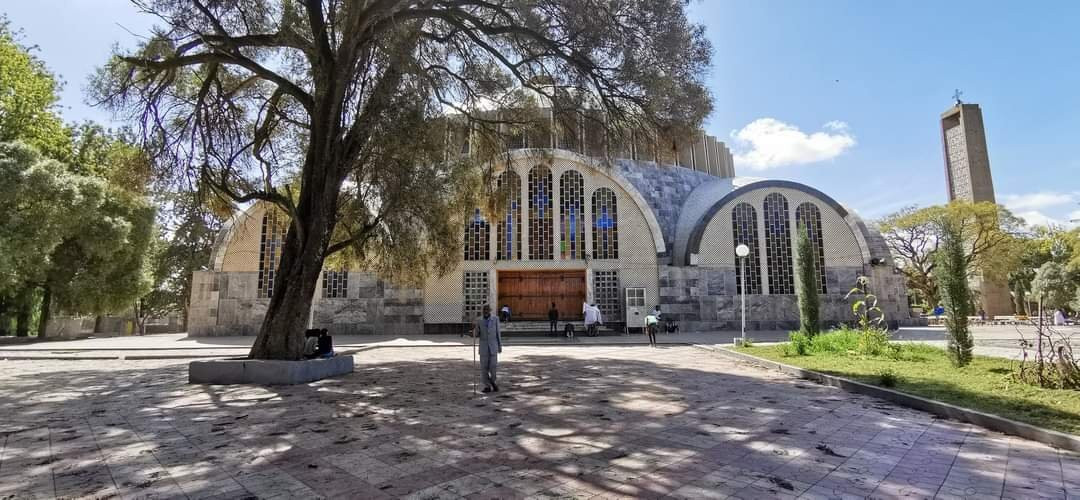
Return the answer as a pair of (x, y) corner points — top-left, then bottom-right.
(796, 226), (820, 336)
(935, 219), (973, 366)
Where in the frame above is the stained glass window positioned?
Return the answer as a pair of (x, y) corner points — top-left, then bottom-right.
(322, 269), (348, 298)
(763, 193), (794, 295)
(464, 208), (490, 261)
(560, 170), (585, 259)
(731, 203), (762, 295)
(592, 188), (619, 260)
(496, 170), (521, 260)
(529, 166), (554, 260)
(796, 202), (827, 294)
(257, 209), (287, 298)
(463, 272), (489, 322)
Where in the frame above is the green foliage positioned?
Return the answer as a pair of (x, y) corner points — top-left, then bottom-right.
(0, 141), (155, 332)
(1030, 261), (1077, 310)
(935, 218), (974, 367)
(795, 226), (820, 336)
(856, 328), (890, 356)
(740, 343), (1080, 435)
(876, 367), (899, 387)
(0, 18), (70, 159)
(879, 201), (1025, 308)
(784, 331), (811, 356)
(845, 276), (885, 331)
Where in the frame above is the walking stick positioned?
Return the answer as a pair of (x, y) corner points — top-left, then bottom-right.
(472, 324), (477, 396)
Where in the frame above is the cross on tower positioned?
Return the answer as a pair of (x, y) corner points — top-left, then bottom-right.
(953, 89), (963, 105)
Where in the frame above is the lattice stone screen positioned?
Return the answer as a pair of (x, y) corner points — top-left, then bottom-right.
(462, 271), (489, 323)
(593, 270), (621, 321)
(795, 202), (827, 293)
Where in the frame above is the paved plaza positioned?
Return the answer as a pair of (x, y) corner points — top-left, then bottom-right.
(1, 345), (1077, 499)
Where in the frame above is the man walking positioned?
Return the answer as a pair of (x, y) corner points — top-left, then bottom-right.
(473, 304), (503, 393)
(644, 309), (659, 347)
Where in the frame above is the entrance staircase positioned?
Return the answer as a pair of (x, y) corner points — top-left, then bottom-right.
(498, 320), (623, 337)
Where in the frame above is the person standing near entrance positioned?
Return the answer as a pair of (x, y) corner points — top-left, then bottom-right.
(644, 310), (659, 347)
(473, 304), (503, 393)
(584, 303), (603, 337)
(548, 303), (559, 336)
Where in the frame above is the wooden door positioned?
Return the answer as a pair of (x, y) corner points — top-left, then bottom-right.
(497, 271), (586, 320)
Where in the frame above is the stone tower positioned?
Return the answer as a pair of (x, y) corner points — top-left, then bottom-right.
(940, 102), (1013, 316)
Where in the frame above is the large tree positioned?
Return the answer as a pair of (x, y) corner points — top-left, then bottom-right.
(95, 0), (713, 359)
(0, 17), (70, 159)
(879, 201), (1025, 307)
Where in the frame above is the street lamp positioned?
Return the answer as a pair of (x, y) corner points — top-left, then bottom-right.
(735, 243), (750, 345)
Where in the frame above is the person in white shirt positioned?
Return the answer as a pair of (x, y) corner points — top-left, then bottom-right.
(584, 303), (603, 337)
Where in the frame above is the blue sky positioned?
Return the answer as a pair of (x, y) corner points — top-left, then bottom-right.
(5, 1), (1078, 226)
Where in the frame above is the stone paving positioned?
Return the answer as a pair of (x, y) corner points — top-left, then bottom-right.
(0, 345), (1076, 499)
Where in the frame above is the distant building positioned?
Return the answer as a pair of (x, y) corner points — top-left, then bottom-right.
(940, 102), (1013, 316)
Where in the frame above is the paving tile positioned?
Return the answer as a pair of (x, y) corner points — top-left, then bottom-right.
(0, 346), (1069, 500)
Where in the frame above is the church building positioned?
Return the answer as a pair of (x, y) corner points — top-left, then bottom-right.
(188, 115), (913, 336)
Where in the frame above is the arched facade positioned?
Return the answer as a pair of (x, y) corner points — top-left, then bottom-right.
(188, 150), (914, 336)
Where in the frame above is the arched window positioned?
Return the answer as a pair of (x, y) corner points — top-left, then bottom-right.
(731, 203), (762, 295)
(257, 209), (287, 298)
(763, 193), (794, 294)
(496, 170), (521, 260)
(560, 170), (585, 259)
(796, 202), (827, 293)
(322, 269), (348, 298)
(464, 208), (489, 261)
(592, 188), (619, 259)
(529, 166), (554, 260)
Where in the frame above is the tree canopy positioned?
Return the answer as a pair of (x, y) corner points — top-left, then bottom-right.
(94, 0), (714, 359)
(0, 18), (70, 159)
(879, 201), (1025, 307)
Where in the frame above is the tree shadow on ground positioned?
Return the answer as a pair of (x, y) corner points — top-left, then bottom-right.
(0, 346), (1071, 499)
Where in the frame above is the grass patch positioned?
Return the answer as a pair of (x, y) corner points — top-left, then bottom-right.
(737, 329), (1080, 435)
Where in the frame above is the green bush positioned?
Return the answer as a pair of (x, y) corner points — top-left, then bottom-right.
(877, 367), (900, 387)
(806, 328), (860, 354)
(856, 329), (890, 356)
(785, 331), (811, 356)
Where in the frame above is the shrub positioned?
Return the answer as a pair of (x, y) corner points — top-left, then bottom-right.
(935, 218), (973, 367)
(856, 329), (890, 356)
(877, 368), (900, 387)
(786, 331), (811, 356)
(806, 328), (860, 354)
(795, 226), (821, 336)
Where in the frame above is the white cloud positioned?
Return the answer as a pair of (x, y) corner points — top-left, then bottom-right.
(730, 118), (856, 170)
(1016, 210), (1062, 228)
(1001, 191), (1074, 211)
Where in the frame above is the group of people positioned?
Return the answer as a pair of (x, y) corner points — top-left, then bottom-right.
(547, 302), (605, 338)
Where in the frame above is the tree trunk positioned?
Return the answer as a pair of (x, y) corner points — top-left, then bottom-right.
(0, 298), (8, 336)
(15, 294), (30, 337)
(37, 286), (51, 338)
(248, 156), (342, 359)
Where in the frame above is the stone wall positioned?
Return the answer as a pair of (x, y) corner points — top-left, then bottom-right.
(187, 271), (423, 337)
(614, 160), (714, 257)
(657, 264), (914, 332)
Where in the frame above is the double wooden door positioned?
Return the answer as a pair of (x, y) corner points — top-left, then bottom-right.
(497, 270), (586, 320)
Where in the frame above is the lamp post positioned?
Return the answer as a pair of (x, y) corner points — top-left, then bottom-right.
(735, 243), (750, 345)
